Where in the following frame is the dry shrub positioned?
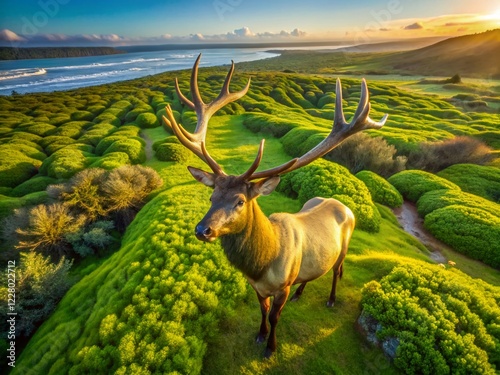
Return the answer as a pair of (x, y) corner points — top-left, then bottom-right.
(408, 136), (493, 173)
(325, 133), (407, 178)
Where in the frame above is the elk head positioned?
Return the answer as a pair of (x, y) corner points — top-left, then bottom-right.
(163, 54), (387, 242)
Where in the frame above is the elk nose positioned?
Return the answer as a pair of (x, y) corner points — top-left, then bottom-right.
(195, 224), (213, 241)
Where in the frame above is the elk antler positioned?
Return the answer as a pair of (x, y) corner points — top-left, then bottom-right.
(166, 55), (387, 181)
(162, 53), (251, 174)
(245, 78), (388, 180)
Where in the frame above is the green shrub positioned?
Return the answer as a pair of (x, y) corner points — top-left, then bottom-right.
(9, 176), (58, 197)
(417, 189), (500, 218)
(361, 263), (500, 374)
(155, 143), (191, 163)
(0, 252), (72, 337)
(326, 133), (407, 178)
(438, 164), (500, 202)
(71, 110), (94, 121)
(66, 220), (115, 257)
(277, 159), (381, 232)
(39, 148), (92, 179)
(135, 112), (159, 129)
(424, 205), (500, 268)
(13, 187), (247, 374)
(388, 170), (460, 202)
(88, 152), (131, 170)
(19, 123), (56, 137)
(0, 144), (43, 188)
(103, 139), (146, 164)
(355, 170), (403, 208)
(94, 113), (121, 127)
(243, 113), (296, 138)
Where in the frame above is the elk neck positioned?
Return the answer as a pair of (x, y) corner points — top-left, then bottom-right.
(220, 199), (280, 280)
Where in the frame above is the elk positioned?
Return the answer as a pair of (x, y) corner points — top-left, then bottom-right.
(163, 54), (387, 357)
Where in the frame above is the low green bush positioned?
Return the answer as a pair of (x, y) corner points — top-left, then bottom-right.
(155, 143), (192, 163)
(417, 189), (500, 218)
(0, 252), (72, 337)
(103, 139), (146, 164)
(424, 205), (500, 268)
(93, 114), (121, 127)
(388, 170), (460, 202)
(71, 110), (94, 121)
(361, 263), (500, 374)
(355, 170), (403, 208)
(39, 148), (92, 179)
(135, 112), (160, 129)
(0, 145), (43, 188)
(88, 152), (131, 170)
(243, 113), (296, 138)
(277, 159), (381, 232)
(438, 164), (500, 202)
(9, 176), (58, 197)
(13, 187), (247, 374)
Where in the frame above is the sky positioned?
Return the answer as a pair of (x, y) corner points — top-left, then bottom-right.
(0, 0), (499, 47)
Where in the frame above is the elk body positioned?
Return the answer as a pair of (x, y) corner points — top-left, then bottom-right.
(163, 55), (387, 357)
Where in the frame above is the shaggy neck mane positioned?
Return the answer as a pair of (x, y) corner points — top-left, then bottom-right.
(220, 200), (279, 280)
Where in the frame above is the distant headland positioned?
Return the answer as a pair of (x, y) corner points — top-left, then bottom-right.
(0, 47), (126, 60)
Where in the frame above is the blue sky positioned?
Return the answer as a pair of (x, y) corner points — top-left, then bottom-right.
(0, 0), (499, 46)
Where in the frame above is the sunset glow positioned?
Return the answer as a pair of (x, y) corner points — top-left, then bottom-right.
(0, 0), (499, 46)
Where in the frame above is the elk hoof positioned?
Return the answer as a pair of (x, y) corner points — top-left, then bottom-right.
(326, 300), (335, 308)
(255, 334), (267, 344)
(264, 347), (274, 359)
(290, 294), (300, 302)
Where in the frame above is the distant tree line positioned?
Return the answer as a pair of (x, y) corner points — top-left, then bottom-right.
(0, 47), (125, 60)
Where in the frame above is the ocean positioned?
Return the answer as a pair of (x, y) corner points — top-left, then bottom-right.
(0, 48), (281, 96)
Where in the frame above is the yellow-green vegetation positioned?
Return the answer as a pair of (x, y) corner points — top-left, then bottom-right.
(278, 159), (381, 232)
(355, 170), (403, 208)
(437, 164), (500, 202)
(390, 170), (500, 268)
(12, 186), (248, 374)
(361, 264), (500, 374)
(388, 170), (460, 202)
(1, 60), (499, 374)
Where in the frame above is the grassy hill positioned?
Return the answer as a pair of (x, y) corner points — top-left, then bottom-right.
(238, 29), (500, 79)
(388, 29), (500, 78)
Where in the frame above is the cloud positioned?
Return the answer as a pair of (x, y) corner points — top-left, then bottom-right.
(0, 26), (309, 47)
(404, 22), (424, 30)
(0, 29), (27, 42)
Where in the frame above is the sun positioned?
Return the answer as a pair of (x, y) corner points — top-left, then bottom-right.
(485, 9), (500, 21)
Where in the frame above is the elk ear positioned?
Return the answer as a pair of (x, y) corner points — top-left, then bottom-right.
(188, 166), (216, 188)
(251, 176), (280, 197)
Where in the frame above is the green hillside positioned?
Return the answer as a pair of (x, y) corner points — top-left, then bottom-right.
(0, 60), (499, 374)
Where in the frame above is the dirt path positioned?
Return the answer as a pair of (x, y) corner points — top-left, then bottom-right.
(392, 201), (448, 263)
(141, 131), (154, 161)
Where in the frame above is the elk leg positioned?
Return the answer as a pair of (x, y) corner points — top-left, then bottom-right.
(265, 286), (290, 358)
(290, 282), (307, 302)
(327, 263), (343, 308)
(256, 292), (270, 344)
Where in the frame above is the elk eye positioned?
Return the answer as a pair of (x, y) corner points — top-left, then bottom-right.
(237, 200), (245, 207)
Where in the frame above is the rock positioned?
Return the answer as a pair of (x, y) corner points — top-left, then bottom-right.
(357, 309), (400, 361)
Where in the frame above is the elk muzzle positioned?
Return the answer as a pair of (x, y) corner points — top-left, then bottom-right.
(195, 223), (216, 242)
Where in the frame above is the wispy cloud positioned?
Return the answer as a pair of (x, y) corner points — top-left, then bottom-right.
(0, 26), (308, 47)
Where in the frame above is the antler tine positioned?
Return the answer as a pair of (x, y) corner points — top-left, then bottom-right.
(211, 60), (251, 112)
(168, 54), (253, 175)
(244, 78), (387, 181)
(201, 141), (226, 175)
(238, 139), (265, 181)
